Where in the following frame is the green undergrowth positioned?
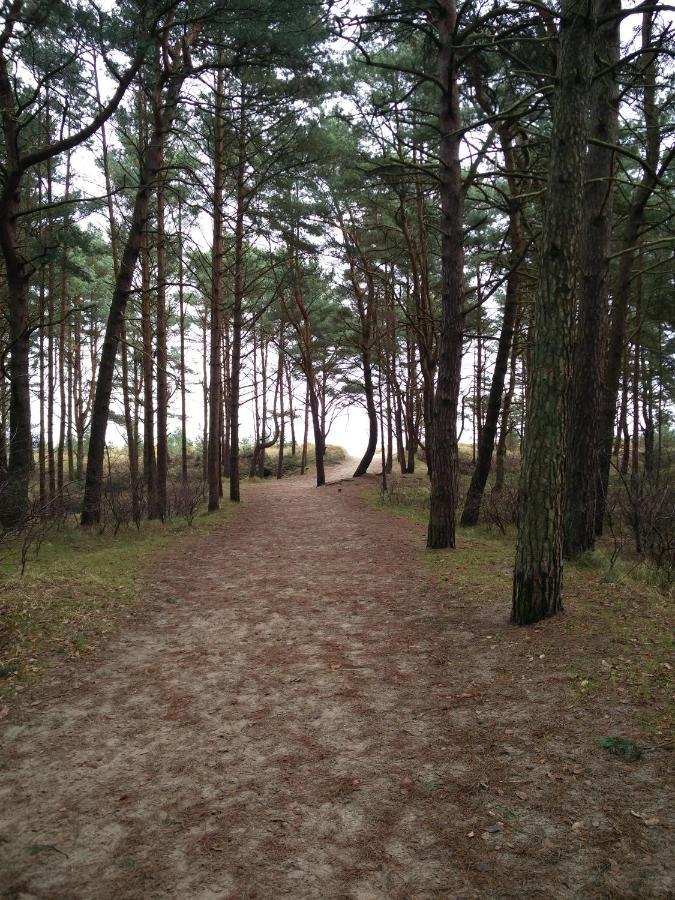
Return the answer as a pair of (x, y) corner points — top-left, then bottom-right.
(0, 505), (233, 700)
(371, 476), (674, 738)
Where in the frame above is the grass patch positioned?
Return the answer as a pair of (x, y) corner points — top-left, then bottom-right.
(371, 472), (674, 737)
(0, 505), (233, 699)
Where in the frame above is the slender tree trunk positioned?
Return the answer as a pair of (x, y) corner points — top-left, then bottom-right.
(155, 163), (168, 519)
(56, 150), (72, 507)
(300, 384), (309, 475)
(461, 131), (525, 525)
(494, 309), (521, 493)
(208, 66), (225, 511)
(202, 311), (208, 484)
(427, 0), (464, 549)
(512, 0), (595, 624)
(141, 225), (158, 518)
(277, 323), (286, 479)
(177, 198), (188, 484)
(353, 348), (378, 476)
(81, 64), (186, 525)
(229, 87), (247, 503)
(595, 7), (665, 534)
(562, 0), (620, 557)
(38, 264), (47, 508)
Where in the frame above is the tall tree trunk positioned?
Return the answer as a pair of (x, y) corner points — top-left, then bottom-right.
(595, 7), (666, 534)
(300, 384), (309, 475)
(562, 0), (620, 557)
(427, 0), (464, 549)
(493, 325), (519, 494)
(461, 130), (525, 525)
(81, 64), (187, 525)
(277, 322), (286, 479)
(57, 149), (72, 507)
(38, 263), (47, 508)
(512, 0), (595, 625)
(155, 164), (168, 519)
(229, 85), (247, 503)
(141, 225), (158, 518)
(178, 198), (188, 484)
(208, 66), (225, 511)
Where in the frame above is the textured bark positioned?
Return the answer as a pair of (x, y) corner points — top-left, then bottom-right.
(178, 199), (188, 484)
(427, 0), (464, 549)
(57, 151), (72, 506)
(208, 67), (225, 512)
(512, 0), (595, 625)
(229, 88), (247, 504)
(141, 223), (158, 519)
(562, 0), (620, 558)
(277, 324), (286, 479)
(155, 164), (168, 519)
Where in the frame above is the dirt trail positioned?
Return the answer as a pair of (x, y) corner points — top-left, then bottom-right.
(1, 466), (672, 899)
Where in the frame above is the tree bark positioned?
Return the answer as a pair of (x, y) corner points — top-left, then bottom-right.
(427, 0), (464, 549)
(512, 0), (595, 624)
(208, 66), (225, 511)
(595, 6), (665, 534)
(81, 60), (187, 525)
(562, 0), (620, 557)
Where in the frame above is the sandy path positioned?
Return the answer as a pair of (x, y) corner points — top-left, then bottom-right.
(1, 467), (672, 899)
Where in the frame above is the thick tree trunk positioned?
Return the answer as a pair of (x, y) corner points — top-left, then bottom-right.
(512, 0), (595, 624)
(427, 0), (464, 549)
(562, 0), (620, 558)
(0, 171), (31, 528)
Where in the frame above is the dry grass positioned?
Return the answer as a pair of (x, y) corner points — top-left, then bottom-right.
(0, 506), (233, 700)
(373, 472), (674, 738)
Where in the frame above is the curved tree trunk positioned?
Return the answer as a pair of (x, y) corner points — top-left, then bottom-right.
(353, 355), (378, 477)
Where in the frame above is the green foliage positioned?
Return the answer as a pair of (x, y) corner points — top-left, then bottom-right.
(598, 736), (643, 762)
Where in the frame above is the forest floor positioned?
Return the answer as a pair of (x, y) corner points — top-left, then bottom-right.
(0, 461), (673, 899)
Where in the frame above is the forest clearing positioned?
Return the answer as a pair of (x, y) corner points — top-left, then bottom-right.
(1, 0), (674, 896)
